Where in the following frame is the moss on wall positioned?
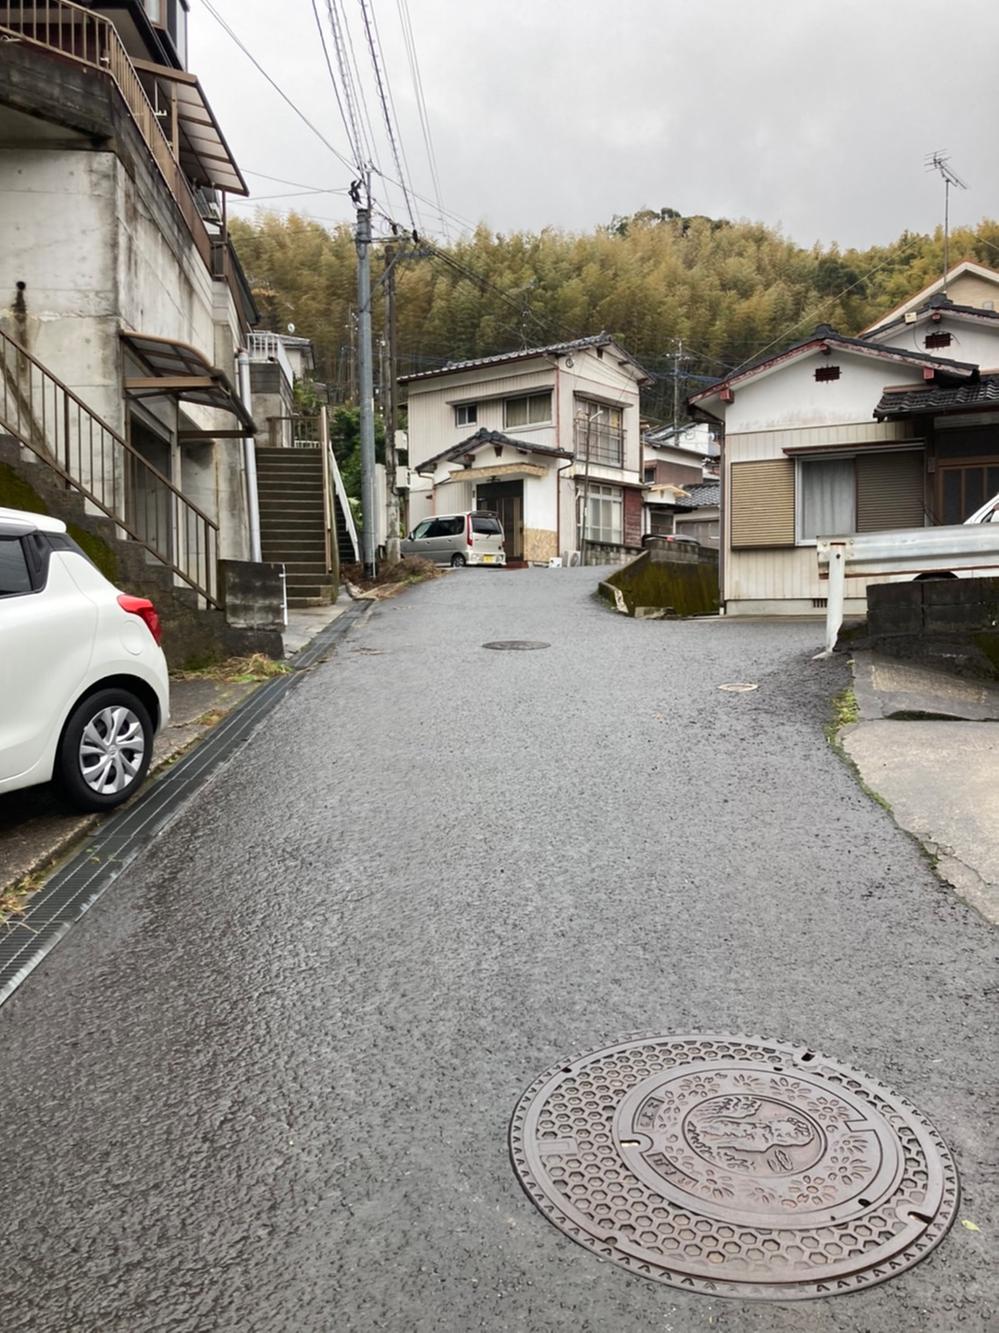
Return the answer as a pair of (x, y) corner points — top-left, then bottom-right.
(602, 549), (720, 617)
(0, 461), (118, 581)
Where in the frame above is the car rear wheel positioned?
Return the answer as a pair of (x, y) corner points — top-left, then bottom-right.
(450, 553), (467, 567)
(57, 688), (154, 811)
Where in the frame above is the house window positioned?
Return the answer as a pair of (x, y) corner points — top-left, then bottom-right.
(504, 393), (551, 428)
(581, 483), (623, 545)
(940, 463), (999, 523)
(925, 331), (952, 349)
(454, 403), (477, 427)
(814, 365), (841, 382)
(643, 464), (656, 483)
(798, 458), (855, 542)
(575, 399), (624, 467)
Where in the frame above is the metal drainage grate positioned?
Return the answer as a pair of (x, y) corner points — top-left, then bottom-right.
(482, 640), (550, 651)
(509, 1034), (958, 1301)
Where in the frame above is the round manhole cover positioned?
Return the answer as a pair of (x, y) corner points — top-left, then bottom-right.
(509, 1034), (957, 1301)
(718, 682), (759, 693)
(482, 640), (550, 651)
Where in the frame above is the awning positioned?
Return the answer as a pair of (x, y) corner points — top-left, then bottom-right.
(132, 59), (248, 196)
(122, 332), (256, 436)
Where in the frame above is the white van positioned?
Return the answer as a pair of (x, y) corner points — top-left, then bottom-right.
(400, 511), (506, 567)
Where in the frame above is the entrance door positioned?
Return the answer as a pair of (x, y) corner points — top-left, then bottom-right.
(127, 415), (174, 563)
(477, 480), (523, 560)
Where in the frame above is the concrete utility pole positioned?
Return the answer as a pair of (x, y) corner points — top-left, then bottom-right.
(355, 182), (377, 577)
(672, 337), (684, 438)
(384, 244), (400, 563)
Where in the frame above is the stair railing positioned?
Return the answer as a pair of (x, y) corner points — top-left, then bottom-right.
(0, 326), (220, 605)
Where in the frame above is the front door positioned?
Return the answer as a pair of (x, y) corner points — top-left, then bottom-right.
(477, 480), (523, 560)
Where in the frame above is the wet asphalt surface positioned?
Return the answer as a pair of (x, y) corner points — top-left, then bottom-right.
(1, 568), (996, 1332)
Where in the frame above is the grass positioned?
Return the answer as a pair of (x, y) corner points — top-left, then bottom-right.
(825, 685), (893, 813)
(171, 652), (292, 685)
(0, 872), (43, 929)
(343, 557), (443, 598)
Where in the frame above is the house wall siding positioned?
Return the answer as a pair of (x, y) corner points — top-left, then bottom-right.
(866, 315), (999, 371)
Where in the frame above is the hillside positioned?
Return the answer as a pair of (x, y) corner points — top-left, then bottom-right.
(229, 210), (999, 423)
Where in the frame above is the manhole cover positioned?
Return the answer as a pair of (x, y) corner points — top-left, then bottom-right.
(482, 640), (550, 651)
(719, 682), (758, 693)
(509, 1034), (957, 1301)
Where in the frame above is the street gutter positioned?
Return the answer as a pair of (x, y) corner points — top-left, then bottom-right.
(0, 600), (372, 1008)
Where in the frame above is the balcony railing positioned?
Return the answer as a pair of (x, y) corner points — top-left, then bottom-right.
(0, 0), (214, 271)
(247, 332), (295, 388)
(574, 417), (624, 468)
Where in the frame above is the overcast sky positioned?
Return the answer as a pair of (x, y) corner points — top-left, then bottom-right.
(192, 0), (999, 252)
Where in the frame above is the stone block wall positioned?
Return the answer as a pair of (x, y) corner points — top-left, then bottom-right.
(864, 578), (999, 679)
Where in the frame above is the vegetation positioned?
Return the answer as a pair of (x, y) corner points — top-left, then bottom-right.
(230, 210), (999, 424)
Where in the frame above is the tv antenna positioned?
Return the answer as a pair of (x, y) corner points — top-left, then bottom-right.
(925, 151), (968, 293)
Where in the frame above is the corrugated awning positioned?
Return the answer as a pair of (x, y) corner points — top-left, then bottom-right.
(122, 332), (255, 436)
(132, 59), (248, 196)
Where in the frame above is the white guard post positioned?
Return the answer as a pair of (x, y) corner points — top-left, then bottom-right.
(815, 522), (999, 660)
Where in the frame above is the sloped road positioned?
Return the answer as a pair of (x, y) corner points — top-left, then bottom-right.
(1, 569), (995, 1332)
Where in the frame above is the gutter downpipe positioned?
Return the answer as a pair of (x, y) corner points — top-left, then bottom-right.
(238, 349), (262, 562)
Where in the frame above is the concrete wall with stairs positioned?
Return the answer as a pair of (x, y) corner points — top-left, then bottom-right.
(0, 437), (281, 668)
(256, 448), (338, 607)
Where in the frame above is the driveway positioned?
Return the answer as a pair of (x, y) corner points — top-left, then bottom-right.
(0, 568), (994, 1332)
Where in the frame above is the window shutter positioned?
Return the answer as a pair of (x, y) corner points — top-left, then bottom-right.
(730, 459), (795, 548)
(856, 452), (925, 532)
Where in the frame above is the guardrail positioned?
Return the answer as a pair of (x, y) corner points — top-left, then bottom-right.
(0, 325), (220, 604)
(816, 523), (999, 655)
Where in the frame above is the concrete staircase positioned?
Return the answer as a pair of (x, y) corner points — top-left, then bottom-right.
(255, 448), (337, 608)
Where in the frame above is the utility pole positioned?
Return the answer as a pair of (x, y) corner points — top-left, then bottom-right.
(672, 337), (684, 438)
(384, 243), (401, 563)
(354, 176), (377, 578)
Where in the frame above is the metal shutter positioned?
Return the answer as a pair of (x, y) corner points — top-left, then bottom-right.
(730, 459), (795, 548)
(856, 451), (925, 532)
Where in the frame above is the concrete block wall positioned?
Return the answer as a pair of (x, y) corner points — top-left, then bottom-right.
(866, 578), (999, 679)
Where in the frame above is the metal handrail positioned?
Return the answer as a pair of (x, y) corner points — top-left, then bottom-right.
(0, 0), (214, 270)
(0, 325), (220, 605)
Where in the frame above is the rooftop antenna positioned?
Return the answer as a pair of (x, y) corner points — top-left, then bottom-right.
(925, 151), (968, 294)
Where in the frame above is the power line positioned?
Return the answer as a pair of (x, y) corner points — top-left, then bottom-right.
(310, 0), (359, 167)
(358, 0), (419, 234)
(320, 0), (375, 170)
(198, 0), (357, 175)
(396, 0), (448, 240)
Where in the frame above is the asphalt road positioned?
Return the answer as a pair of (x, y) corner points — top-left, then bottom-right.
(1, 569), (996, 1332)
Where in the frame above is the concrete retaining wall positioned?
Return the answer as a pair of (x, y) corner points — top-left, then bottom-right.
(597, 542), (720, 618)
(865, 578), (999, 679)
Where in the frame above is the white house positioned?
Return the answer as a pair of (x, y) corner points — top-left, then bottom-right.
(690, 262), (999, 615)
(642, 421), (720, 539)
(399, 335), (650, 564)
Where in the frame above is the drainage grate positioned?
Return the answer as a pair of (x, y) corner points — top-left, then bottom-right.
(0, 601), (371, 1008)
(482, 640), (550, 651)
(510, 1035), (958, 1301)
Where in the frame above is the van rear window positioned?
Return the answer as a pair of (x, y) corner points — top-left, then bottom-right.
(472, 516), (502, 535)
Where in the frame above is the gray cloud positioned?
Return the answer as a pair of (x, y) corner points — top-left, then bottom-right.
(193, 0), (999, 249)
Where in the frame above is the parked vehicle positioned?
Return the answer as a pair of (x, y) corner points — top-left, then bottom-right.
(913, 489), (999, 579)
(0, 507), (170, 811)
(401, 511), (506, 567)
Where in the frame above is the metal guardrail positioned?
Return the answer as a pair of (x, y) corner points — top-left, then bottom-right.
(0, 0), (214, 271)
(0, 325), (220, 604)
(816, 523), (999, 655)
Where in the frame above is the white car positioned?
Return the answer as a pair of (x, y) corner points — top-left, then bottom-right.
(0, 507), (170, 811)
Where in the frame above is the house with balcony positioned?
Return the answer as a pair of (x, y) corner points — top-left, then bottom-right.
(400, 334), (650, 565)
(689, 261), (999, 615)
(641, 421), (720, 540)
(0, 0), (286, 659)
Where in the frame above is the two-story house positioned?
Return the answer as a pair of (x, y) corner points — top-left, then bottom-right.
(689, 261), (999, 615)
(642, 421), (719, 540)
(0, 0), (280, 656)
(399, 335), (650, 565)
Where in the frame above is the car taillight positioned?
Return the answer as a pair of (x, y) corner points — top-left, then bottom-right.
(118, 593), (162, 645)
(467, 514), (474, 546)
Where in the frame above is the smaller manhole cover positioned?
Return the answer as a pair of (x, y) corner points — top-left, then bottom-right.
(719, 682), (758, 692)
(510, 1034), (958, 1301)
(482, 640), (550, 651)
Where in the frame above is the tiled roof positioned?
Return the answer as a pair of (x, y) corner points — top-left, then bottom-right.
(874, 373), (999, 418)
(415, 427), (573, 473)
(398, 334), (650, 384)
(674, 481), (721, 510)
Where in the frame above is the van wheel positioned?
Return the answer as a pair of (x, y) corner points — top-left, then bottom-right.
(57, 688), (153, 811)
(450, 554), (466, 567)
